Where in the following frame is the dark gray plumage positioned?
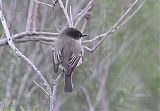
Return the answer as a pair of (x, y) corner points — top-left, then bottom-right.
(52, 27), (86, 93)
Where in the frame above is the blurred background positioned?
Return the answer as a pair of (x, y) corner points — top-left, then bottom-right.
(0, 0), (159, 111)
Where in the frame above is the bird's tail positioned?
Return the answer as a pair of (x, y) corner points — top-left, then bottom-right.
(64, 74), (73, 93)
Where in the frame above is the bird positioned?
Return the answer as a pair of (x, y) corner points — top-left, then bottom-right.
(52, 27), (86, 93)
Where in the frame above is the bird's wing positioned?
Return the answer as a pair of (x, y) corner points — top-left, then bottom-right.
(65, 53), (81, 76)
(52, 48), (62, 73)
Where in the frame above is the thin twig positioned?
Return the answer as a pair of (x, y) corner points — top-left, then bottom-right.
(34, 0), (53, 8)
(52, 72), (64, 96)
(0, 1), (51, 98)
(65, 0), (69, 10)
(69, 6), (73, 26)
(83, 0), (143, 52)
(50, 72), (63, 111)
(33, 79), (49, 95)
(26, 0), (35, 31)
(0, 31), (58, 46)
(80, 18), (88, 33)
(57, 0), (71, 26)
(33, 1), (39, 31)
(120, 0), (145, 27)
(1, 0), (17, 38)
(74, 0), (95, 26)
(81, 86), (95, 111)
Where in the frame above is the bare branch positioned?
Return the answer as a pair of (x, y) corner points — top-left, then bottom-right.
(57, 0), (71, 26)
(83, 0), (144, 52)
(65, 0), (69, 10)
(80, 19), (88, 33)
(120, 0), (145, 27)
(1, 0), (17, 38)
(33, 1), (39, 31)
(50, 72), (63, 111)
(0, 31), (58, 46)
(52, 72), (64, 93)
(34, 0), (53, 8)
(33, 79), (49, 95)
(74, 0), (95, 26)
(26, 0), (39, 31)
(81, 86), (95, 111)
(0, 2), (63, 110)
(0, 2), (51, 99)
(69, 6), (73, 26)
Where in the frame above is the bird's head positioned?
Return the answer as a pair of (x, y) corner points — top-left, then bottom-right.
(60, 27), (87, 40)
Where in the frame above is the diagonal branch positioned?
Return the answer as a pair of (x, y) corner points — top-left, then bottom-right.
(74, 0), (95, 26)
(57, 0), (71, 26)
(81, 86), (95, 111)
(83, 0), (144, 52)
(0, 2), (59, 110)
(0, 1), (51, 97)
(34, 0), (53, 8)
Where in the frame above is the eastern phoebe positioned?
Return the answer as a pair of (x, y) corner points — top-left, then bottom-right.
(52, 27), (86, 93)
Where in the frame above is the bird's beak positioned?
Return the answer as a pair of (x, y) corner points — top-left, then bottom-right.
(81, 34), (87, 37)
